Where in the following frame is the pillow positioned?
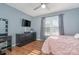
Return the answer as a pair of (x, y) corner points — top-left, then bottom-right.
(74, 33), (79, 39)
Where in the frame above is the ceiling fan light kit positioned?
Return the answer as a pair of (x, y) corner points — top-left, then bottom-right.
(33, 3), (47, 10)
(41, 3), (46, 8)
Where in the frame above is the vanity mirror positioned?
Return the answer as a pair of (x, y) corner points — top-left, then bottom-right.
(0, 18), (8, 36)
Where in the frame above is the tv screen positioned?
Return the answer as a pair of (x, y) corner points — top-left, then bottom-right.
(22, 19), (31, 27)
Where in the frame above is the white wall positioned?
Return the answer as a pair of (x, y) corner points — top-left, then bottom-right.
(0, 4), (32, 46)
(31, 17), (41, 40)
(64, 9), (79, 35)
(31, 8), (79, 39)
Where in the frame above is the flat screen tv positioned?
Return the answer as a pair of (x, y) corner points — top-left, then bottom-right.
(22, 19), (31, 27)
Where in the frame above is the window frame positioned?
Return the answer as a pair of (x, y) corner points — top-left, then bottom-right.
(43, 16), (59, 36)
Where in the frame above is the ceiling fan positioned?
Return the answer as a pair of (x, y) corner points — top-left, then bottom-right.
(33, 3), (49, 10)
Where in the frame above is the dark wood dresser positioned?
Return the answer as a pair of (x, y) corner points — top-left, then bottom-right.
(0, 36), (12, 55)
(0, 36), (12, 48)
(16, 32), (36, 47)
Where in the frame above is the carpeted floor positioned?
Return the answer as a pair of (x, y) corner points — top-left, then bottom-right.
(7, 40), (44, 55)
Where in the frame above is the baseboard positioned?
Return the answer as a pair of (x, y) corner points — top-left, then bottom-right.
(12, 44), (16, 47)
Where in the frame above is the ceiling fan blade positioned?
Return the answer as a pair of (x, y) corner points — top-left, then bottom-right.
(33, 5), (41, 10)
(46, 4), (50, 10)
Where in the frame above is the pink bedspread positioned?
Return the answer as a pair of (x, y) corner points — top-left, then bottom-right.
(42, 35), (79, 55)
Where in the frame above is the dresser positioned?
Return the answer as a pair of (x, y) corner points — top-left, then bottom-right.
(0, 36), (12, 49)
(16, 32), (36, 47)
(0, 36), (12, 55)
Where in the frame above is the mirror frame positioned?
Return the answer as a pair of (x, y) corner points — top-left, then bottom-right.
(0, 18), (8, 36)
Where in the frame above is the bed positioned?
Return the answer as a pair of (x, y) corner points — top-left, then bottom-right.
(41, 35), (79, 55)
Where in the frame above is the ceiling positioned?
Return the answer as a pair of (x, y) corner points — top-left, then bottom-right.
(6, 3), (79, 17)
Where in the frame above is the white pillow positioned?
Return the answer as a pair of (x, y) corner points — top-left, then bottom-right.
(74, 33), (79, 39)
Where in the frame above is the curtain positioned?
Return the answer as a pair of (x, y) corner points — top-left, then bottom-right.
(59, 14), (64, 35)
(40, 17), (45, 40)
(40, 14), (64, 40)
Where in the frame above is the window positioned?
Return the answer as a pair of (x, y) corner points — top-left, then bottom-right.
(43, 16), (59, 36)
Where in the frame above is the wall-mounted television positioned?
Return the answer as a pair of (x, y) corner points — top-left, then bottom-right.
(22, 19), (31, 27)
